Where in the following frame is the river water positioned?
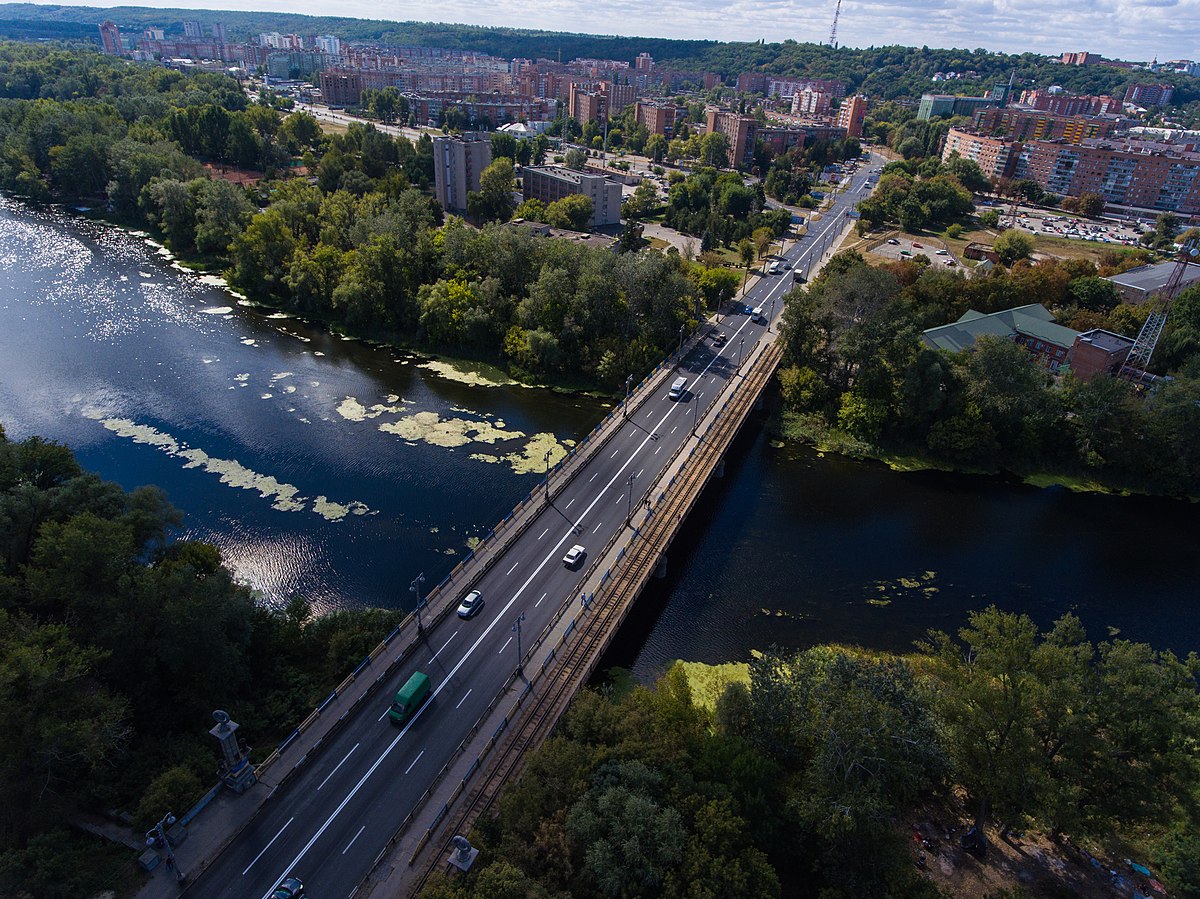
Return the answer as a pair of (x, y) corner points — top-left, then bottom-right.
(3, 197), (1198, 675)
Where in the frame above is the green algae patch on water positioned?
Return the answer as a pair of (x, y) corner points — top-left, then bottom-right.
(378, 411), (524, 448)
(675, 660), (750, 713)
(80, 408), (375, 522)
(418, 358), (518, 388)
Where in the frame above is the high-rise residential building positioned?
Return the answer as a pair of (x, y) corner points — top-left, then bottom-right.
(635, 52), (654, 72)
(212, 22), (228, 43)
(184, 20), (204, 38)
(791, 88), (832, 115)
(635, 101), (679, 136)
(1124, 83), (1175, 107)
(836, 95), (868, 139)
(972, 107), (1118, 144)
(433, 132), (492, 214)
(521, 166), (623, 228)
(143, 28), (165, 41)
(942, 128), (1200, 214)
(602, 79), (636, 114)
(705, 108), (757, 168)
(98, 20), (122, 55)
(1018, 90), (1120, 116)
(315, 35), (341, 55)
(569, 83), (607, 123)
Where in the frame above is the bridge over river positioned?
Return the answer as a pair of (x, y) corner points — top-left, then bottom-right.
(147, 158), (878, 899)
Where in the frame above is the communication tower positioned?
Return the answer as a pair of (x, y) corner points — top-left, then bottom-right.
(1118, 239), (1200, 385)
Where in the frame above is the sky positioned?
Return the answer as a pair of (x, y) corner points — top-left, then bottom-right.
(24, 0), (1200, 62)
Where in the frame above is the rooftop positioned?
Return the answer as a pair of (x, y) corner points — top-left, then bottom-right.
(922, 304), (1079, 353)
(1105, 259), (1200, 295)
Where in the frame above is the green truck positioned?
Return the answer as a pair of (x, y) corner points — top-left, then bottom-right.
(387, 671), (431, 725)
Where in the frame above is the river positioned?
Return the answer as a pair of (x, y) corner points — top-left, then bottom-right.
(3, 196), (1198, 675)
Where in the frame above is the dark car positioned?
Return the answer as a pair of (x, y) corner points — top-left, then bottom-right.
(272, 877), (305, 899)
(711, 331), (727, 347)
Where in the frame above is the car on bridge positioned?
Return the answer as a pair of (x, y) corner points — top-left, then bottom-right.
(457, 590), (484, 619)
(711, 331), (727, 347)
(272, 877), (305, 899)
(563, 545), (586, 569)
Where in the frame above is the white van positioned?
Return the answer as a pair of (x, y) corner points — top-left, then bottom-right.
(767, 261), (779, 274)
(751, 305), (766, 324)
(669, 377), (688, 400)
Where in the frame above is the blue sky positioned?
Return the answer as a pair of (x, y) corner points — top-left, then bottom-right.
(27, 0), (1200, 62)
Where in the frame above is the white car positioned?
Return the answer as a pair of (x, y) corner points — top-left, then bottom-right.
(457, 590), (484, 619)
(936, 249), (948, 255)
(563, 545), (586, 569)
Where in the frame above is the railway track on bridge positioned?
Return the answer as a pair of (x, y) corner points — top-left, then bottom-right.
(407, 339), (784, 893)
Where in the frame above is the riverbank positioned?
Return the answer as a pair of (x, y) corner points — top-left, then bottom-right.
(774, 408), (1187, 500)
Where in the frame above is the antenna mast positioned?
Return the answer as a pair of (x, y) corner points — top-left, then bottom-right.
(829, 0), (842, 47)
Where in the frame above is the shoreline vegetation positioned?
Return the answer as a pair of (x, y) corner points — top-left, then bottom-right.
(424, 626), (1200, 899)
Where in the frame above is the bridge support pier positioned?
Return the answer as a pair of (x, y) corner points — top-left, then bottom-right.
(754, 393), (765, 411)
(653, 555), (668, 579)
(714, 457), (726, 478)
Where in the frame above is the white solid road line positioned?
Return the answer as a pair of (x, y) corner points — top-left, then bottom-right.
(538, 528), (548, 539)
(261, 291), (752, 897)
(317, 744), (360, 792)
(455, 688), (473, 710)
(243, 817), (293, 877)
(342, 825), (366, 855)
(506, 562), (519, 575)
(404, 750), (425, 775)
(431, 632), (457, 662)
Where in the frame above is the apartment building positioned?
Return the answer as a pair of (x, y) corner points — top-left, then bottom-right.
(836, 95), (868, 140)
(433, 133), (492, 214)
(98, 20), (122, 54)
(521, 166), (622, 228)
(1124, 83), (1175, 107)
(972, 107), (1119, 144)
(705, 108), (757, 168)
(634, 101), (681, 136)
(1018, 90), (1120, 116)
(943, 128), (1200, 214)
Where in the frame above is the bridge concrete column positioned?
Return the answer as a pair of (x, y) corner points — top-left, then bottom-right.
(714, 457), (726, 478)
(653, 555), (668, 579)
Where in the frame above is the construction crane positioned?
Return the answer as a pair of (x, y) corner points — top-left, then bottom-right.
(1118, 239), (1199, 386)
(829, 0), (842, 48)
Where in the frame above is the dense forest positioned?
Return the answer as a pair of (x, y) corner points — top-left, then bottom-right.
(422, 613), (1200, 898)
(0, 428), (411, 896)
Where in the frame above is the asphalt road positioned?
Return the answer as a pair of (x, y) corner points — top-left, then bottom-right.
(190, 154), (879, 899)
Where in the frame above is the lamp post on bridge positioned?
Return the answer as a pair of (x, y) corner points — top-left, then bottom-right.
(737, 335), (746, 373)
(544, 448), (552, 500)
(410, 572), (426, 636)
(146, 813), (185, 882)
(692, 392), (703, 437)
(678, 323), (685, 354)
(625, 472), (637, 527)
(512, 612), (526, 677)
(624, 373), (633, 418)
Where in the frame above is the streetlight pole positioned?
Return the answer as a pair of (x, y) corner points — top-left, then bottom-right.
(410, 572), (426, 636)
(625, 472), (637, 527)
(146, 813), (185, 882)
(768, 298), (776, 333)
(678, 323), (685, 354)
(624, 373), (633, 418)
(544, 448), (552, 500)
(512, 612), (526, 676)
(738, 335), (746, 372)
(692, 392), (703, 436)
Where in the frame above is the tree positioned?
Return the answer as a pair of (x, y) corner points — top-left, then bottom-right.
(993, 229), (1033, 266)
(978, 208), (1001, 229)
(700, 131), (730, 168)
(923, 607), (1200, 851)
(545, 194), (594, 231)
(752, 226), (774, 260)
(644, 133), (668, 163)
(513, 198), (546, 222)
(466, 158), (516, 223)
(564, 147), (588, 170)
(1076, 192), (1105, 218)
